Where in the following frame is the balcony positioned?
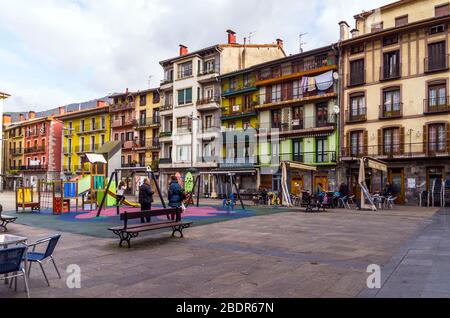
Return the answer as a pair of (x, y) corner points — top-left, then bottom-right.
(159, 158), (172, 165)
(379, 103), (403, 119)
(222, 81), (257, 97)
(111, 118), (135, 128)
(121, 140), (134, 150)
(177, 69), (193, 80)
(219, 157), (256, 169)
(134, 138), (160, 150)
(257, 115), (337, 137)
(134, 117), (161, 129)
(110, 101), (136, 113)
(196, 156), (219, 168)
(256, 83), (336, 110)
(76, 144), (101, 154)
(19, 165), (48, 171)
(347, 71), (366, 87)
(10, 148), (24, 155)
(160, 78), (174, 86)
(259, 151), (337, 165)
(62, 165), (82, 173)
(341, 142), (450, 160)
(380, 64), (401, 81)
(425, 54), (449, 73)
(24, 146), (45, 154)
(63, 147), (73, 155)
(197, 67), (220, 82)
(424, 97), (450, 114)
(75, 125), (106, 134)
(256, 55), (336, 84)
(346, 108), (367, 123)
(221, 103), (257, 120)
(196, 96), (220, 111)
(160, 103), (173, 114)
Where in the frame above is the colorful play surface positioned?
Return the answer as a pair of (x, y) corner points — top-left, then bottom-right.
(8, 203), (287, 238)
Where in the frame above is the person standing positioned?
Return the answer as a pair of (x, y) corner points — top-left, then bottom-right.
(138, 178), (154, 223)
(168, 175), (184, 209)
(116, 181), (127, 206)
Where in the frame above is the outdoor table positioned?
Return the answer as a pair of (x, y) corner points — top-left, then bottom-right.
(0, 234), (28, 285)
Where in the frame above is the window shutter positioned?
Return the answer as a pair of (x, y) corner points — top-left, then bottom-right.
(377, 129), (383, 155)
(399, 127), (405, 154)
(287, 82), (293, 100)
(446, 123), (450, 153)
(423, 125), (428, 155)
(265, 86), (272, 104)
(363, 130), (368, 156)
(345, 132), (350, 157)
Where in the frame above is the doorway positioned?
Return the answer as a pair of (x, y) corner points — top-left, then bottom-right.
(290, 177), (304, 195)
(388, 168), (404, 204)
(314, 176), (328, 193)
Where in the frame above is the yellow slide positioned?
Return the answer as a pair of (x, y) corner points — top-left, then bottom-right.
(106, 189), (141, 208)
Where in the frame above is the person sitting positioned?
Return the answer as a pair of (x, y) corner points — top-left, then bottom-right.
(383, 182), (395, 197)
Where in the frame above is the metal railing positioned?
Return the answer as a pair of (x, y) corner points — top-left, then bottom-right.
(110, 101), (135, 112)
(258, 151), (337, 164)
(10, 148), (24, 155)
(256, 55), (335, 81)
(380, 63), (401, 81)
(221, 103), (257, 117)
(159, 158), (173, 164)
(111, 118), (135, 127)
(160, 103), (173, 112)
(258, 81), (335, 105)
(197, 96), (220, 106)
(135, 117), (160, 127)
(134, 138), (160, 149)
(379, 103), (403, 119)
(177, 69), (193, 79)
(198, 67), (219, 76)
(76, 144), (101, 153)
(222, 81), (256, 95)
(258, 114), (337, 132)
(160, 78), (173, 85)
(425, 54), (449, 73)
(19, 165), (48, 171)
(159, 131), (173, 138)
(24, 146), (46, 154)
(424, 97), (450, 113)
(346, 108), (367, 123)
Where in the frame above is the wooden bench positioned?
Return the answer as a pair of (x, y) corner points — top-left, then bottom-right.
(108, 208), (192, 248)
(0, 205), (17, 232)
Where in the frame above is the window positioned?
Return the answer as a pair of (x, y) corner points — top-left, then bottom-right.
(371, 22), (383, 32)
(429, 24), (446, 35)
(350, 131), (364, 156)
(204, 115), (212, 131)
(293, 80), (302, 99)
(120, 133), (125, 142)
(293, 139), (303, 162)
(126, 132), (134, 141)
(428, 82), (447, 109)
(176, 117), (191, 132)
(382, 51), (400, 80)
(429, 124), (446, 153)
(114, 133), (119, 141)
(316, 103), (329, 127)
(349, 59), (365, 86)
(91, 136), (95, 151)
(271, 84), (282, 103)
(349, 94), (366, 121)
(178, 88), (193, 105)
(435, 3), (449, 17)
(164, 69), (173, 82)
(243, 73), (250, 87)
(204, 59), (215, 74)
(395, 15), (408, 27)
(100, 134), (105, 146)
(81, 120), (85, 132)
(101, 116), (106, 129)
(229, 77), (237, 90)
(178, 61), (192, 78)
(140, 95), (146, 106)
(228, 122), (236, 130)
(91, 118), (96, 130)
(382, 88), (401, 117)
(427, 41), (447, 71)
(350, 44), (364, 55)
(292, 106), (304, 129)
(271, 109), (281, 129)
(242, 120), (251, 130)
(80, 137), (85, 152)
(316, 138), (328, 163)
(177, 145), (191, 161)
(383, 128), (400, 155)
(152, 91), (160, 104)
(243, 95), (252, 111)
(127, 155), (132, 164)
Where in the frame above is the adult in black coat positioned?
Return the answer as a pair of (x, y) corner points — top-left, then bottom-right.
(139, 178), (154, 222)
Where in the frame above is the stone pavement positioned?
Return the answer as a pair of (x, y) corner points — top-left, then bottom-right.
(359, 207), (450, 298)
(0, 204), (439, 298)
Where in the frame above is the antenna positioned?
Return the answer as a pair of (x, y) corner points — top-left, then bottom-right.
(299, 32), (308, 53)
(247, 31), (256, 44)
(148, 75), (153, 88)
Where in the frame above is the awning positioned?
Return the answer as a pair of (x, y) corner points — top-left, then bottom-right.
(201, 170), (257, 175)
(284, 161), (317, 172)
(84, 153), (107, 164)
(366, 157), (387, 172)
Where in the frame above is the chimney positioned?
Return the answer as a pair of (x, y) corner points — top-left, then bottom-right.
(97, 100), (106, 108)
(351, 29), (360, 38)
(179, 44), (188, 56)
(226, 29), (236, 44)
(19, 113), (24, 122)
(276, 38), (284, 49)
(339, 21), (350, 41)
(58, 106), (65, 115)
(2, 114), (11, 125)
(29, 111), (35, 120)
(125, 88), (129, 94)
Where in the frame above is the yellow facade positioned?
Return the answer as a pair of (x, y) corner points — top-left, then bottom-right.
(134, 89), (161, 169)
(57, 106), (111, 174)
(341, 0), (450, 204)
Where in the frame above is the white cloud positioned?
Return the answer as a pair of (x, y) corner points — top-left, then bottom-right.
(0, 0), (392, 111)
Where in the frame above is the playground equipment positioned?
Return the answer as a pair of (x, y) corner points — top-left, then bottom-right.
(191, 171), (246, 210)
(280, 161), (317, 207)
(81, 153), (107, 210)
(357, 157), (388, 211)
(15, 183), (41, 212)
(52, 180), (79, 215)
(96, 166), (166, 217)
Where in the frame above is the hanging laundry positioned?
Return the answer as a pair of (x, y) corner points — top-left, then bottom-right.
(315, 70), (334, 91)
(300, 77), (309, 93)
(308, 77), (316, 92)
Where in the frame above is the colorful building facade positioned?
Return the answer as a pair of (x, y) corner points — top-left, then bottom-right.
(339, 0), (450, 205)
(56, 101), (110, 175)
(133, 88), (161, 169)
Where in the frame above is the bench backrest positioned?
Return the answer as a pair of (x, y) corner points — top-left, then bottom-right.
(120, 208), (181, 229)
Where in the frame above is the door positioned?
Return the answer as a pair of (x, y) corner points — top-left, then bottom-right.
(314, 176), (328, 193)
(388, 168), (405, 204)
(290, 177), (303, 195)
(427, 167), (443, 206)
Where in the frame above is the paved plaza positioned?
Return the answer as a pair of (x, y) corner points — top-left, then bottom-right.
(1, 190), (447, 298)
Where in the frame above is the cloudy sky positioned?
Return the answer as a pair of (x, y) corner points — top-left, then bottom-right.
(0, 0), (392, 111)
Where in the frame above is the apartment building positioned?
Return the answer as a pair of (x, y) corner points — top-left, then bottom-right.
(2, 115), (24, 188)
(56, 101), (110, 175)
(158, 30), (286, 195)
(0, 91), (9, 190)
(133, 88), (161, 169)
(340, 0), (450, 204)
(254, 46), (339, 194)
(109, 90), (138, 167)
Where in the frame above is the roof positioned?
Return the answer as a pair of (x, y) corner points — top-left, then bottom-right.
(0, 91), (10, 98)
(95, 140), (121, 158)
(84, 153), (107, 164)
(56, 106), (109, 120)
(354, 0), (415, 19)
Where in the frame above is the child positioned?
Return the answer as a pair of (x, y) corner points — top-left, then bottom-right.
(116, 181), (126, 206)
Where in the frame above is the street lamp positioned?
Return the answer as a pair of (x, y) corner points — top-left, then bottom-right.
(190, 113), (200, 166)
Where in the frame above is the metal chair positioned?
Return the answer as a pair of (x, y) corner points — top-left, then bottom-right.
(385, 196), (397, 209)
(26, 234), (62, 286)
(338, 196), (350, 209)
(0, 246), (30, 298)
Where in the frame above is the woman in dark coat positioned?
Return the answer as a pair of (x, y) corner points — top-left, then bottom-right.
(168, 176), (184, 208)
(139, 178), (154, 222)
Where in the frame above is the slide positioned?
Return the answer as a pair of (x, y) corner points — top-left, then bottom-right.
(106, 189), (141, 208)
(77, 176), (91, 195)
